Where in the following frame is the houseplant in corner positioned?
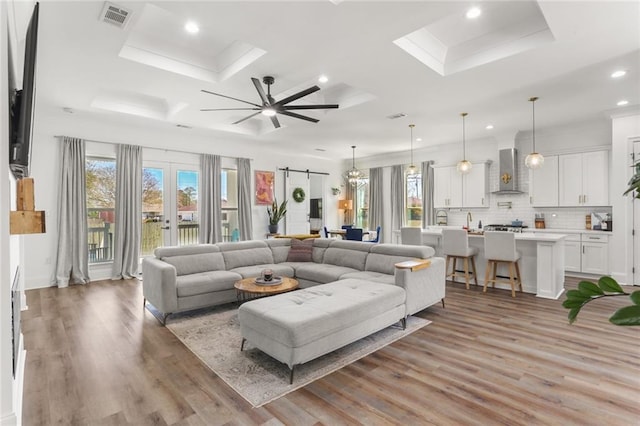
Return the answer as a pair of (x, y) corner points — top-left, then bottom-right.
(563, 160), (640, 326)
(267, 198), (287, 234)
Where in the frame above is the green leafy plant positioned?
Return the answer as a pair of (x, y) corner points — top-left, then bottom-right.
(267, 198), (288, 225)
(562, 276), (640, 326)
(623, 161), (640, 199)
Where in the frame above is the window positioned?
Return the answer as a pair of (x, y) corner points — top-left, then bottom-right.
(355, 177), (369, 229)
(86, 158), (116, 263)
(222, 169), (239, 241)
(406, 172), (422, 226)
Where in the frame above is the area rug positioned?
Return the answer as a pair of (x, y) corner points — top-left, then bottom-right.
(165, 303), (431, 407)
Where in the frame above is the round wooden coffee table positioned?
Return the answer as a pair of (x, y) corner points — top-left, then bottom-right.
(234, 276), (299, 303)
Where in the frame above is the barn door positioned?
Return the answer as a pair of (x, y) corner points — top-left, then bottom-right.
(285, 171), (310, 235)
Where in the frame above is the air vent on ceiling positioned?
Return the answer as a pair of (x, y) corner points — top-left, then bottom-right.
(100, 2), (132, 28)
(176, 124), (192, 129)
(387, 112), (407, 120)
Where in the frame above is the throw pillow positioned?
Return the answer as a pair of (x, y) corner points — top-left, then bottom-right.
(286, 238), (314, 262)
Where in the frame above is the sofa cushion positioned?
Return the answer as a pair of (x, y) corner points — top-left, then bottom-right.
(311, 238), (333, 263)
(219, 241), (274, 270)
(176, 270), (242, 297)
(323, 240), (371, 271)
(287, 239), (314, 262)
(162, 252), (225, 276)
(365, 244), (435, 275)
(230, 264), (295, 279)
(295, 263), (359, 284)
(266, 238), (291, 264)
(155, 244), (219, 258)
(340, 271), (395, 285)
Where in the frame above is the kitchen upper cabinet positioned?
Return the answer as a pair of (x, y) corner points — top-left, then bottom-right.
(433, 166), (462, 208)
(530, 155), (558, 207)
(463, 162), (489, 207)
(434, 163), (489, 208)
(559, 151), (609, 207)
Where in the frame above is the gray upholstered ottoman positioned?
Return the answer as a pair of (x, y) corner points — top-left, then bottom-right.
(238, 278), (406, 383)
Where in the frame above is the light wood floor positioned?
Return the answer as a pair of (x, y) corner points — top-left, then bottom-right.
(21, 276), (640, 425)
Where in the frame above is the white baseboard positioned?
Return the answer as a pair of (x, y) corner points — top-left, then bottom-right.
(24, 274), (54, 290)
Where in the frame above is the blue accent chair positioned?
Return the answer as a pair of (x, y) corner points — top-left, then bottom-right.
(365, 226), (381, 243)
(341, 225), (353, 230)
(345, 228), (363, 241)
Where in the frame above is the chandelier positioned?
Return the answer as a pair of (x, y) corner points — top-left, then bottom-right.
(525, 97), (544, 169)
(456, 112), (472, 174)
(346, 145), (364, 186)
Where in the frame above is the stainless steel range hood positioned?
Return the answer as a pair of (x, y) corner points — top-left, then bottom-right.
(492, 148), (523, 194)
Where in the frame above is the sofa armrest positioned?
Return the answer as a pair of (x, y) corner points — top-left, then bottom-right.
(142, 257), (179, 315)
(394, 257), (445, 316)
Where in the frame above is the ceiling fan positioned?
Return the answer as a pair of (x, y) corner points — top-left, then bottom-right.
(201, 76), (339, 129)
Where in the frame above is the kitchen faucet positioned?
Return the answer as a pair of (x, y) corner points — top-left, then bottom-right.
(466, 212), (473, 230)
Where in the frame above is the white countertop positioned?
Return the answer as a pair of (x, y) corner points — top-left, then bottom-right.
(419, 228), (567, 242)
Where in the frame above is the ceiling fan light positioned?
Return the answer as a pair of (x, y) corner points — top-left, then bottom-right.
(457, 160), (473, 174)
(525, 152), (545, 169)
(262, 108), (277, 117)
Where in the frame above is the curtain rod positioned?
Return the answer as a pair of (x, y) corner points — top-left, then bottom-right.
(54, 135), (253, 161)
(278, 167), (330, 178)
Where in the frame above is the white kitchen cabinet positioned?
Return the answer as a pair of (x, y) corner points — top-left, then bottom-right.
(564, 235), (581, 273)
(529, 155), (558, 206)
(433, 166), (462, 208)
(463, 162), (490, 207)
(580, 234), (609, 275)
(559, 151), (609, 207)
(434, 163), (488, 208)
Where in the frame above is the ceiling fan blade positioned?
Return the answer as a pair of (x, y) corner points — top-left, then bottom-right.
(232, 112), (262, 125)
(273, 86), (320, 107)
(251, 78), (270, 105)
(201, 89), (261, 107)
(279, 110), (320, 123)
(270, 115), (281, 128)
(281, 104), (339, 110)
(200, 108), (261, 111)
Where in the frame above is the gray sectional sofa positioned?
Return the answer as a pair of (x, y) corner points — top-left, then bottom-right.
(142, 238), (445, 323)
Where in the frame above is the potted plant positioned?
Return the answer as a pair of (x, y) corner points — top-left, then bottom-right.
(267, 198), (287, 234)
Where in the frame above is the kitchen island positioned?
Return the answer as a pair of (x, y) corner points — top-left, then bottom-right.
(395, 228), (567, 299)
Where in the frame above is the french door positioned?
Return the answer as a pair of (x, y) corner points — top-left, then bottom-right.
(141, 162), (199, 256)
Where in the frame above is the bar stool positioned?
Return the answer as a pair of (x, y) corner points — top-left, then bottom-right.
(483, 231), (523, 297)
(442, 229), (478, 289)
(400, 227), (422, 246)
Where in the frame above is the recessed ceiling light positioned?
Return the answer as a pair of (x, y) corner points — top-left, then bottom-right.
(617, 100), (629, 106)
(466, 7), (482, 19)
(486, 124), (494, 130)
(318, 75), (329, 83)
(416, 138), (422, 142)
(185, 21), (199, 34)
(611, 70), (626, 79)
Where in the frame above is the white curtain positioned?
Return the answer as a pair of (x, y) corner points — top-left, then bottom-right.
(237, 158), (253, 241)
(112, 144), (142, 279)
(391, 165), (405, 233)
(199, 154), (222, 243)
(421, 160), (434, 227)
(369, 167), (384, 232)
(53, 137), (89, 287)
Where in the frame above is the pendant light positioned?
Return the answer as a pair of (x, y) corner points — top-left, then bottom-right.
(406, 124), (418, 175)
(345, 145), (364, 186)
(525, 97), (544, 169)
(456, 112), (472, 174)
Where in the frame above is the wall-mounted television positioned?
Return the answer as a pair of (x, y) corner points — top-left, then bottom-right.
(9, 2), (39, 180)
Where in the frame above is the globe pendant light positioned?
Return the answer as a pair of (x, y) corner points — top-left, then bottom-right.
(525, 96), (544, 169)
(346, 145), (364, 186)
(456, 112), (472, 174)
(406, 124), (418, 175)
